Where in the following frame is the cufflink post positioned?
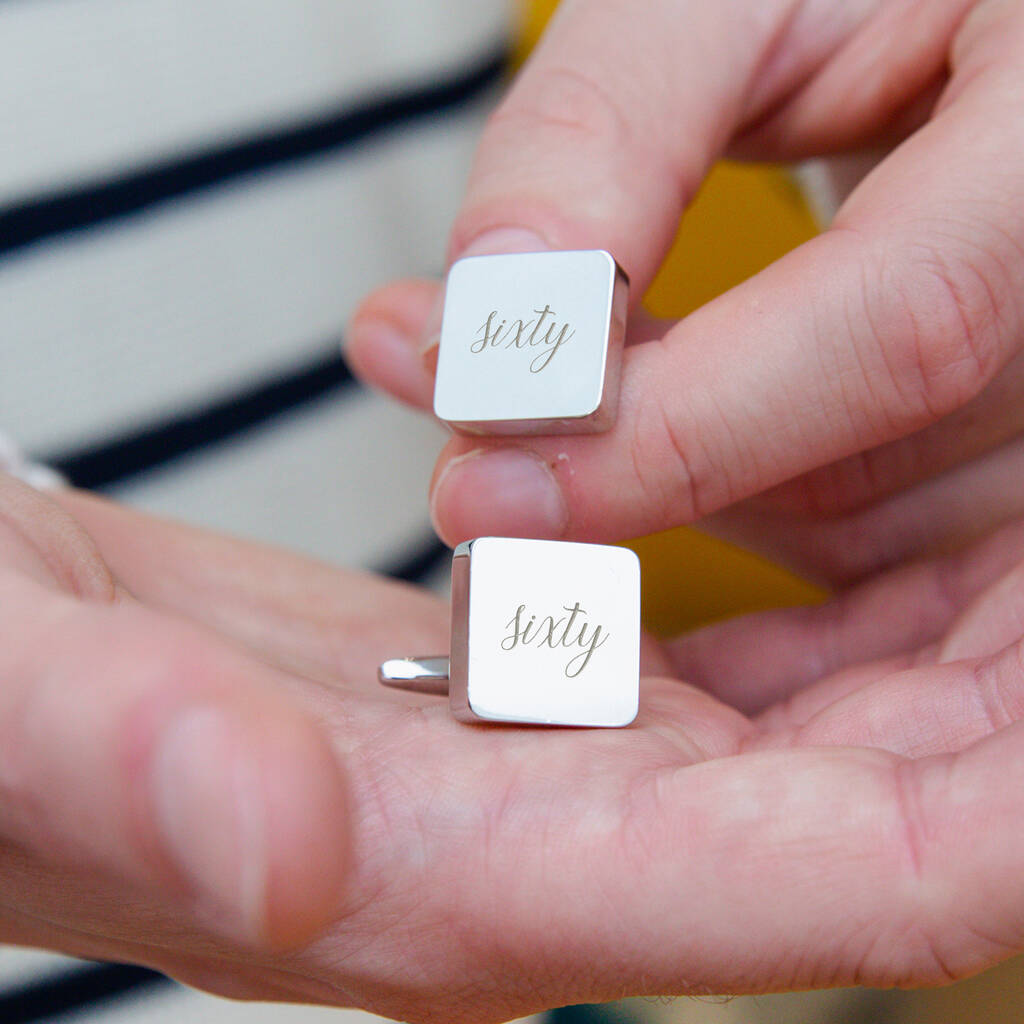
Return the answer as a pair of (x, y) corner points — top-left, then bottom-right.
(379, 657), (450, 695)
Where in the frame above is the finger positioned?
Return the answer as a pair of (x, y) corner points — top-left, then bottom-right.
(769, 544), (1024, 752)
(428, 10), (1024, 546)
(730, 0), (969, 159)
(667, 518), (1024, 714)
(755, 348), (1024, 525)
(345, 277), (439, 411)
(599, 729), (1024, 995)
(435, 0), (798, 302)
(707, 431), (1024, 585)
(52, 489), (450, 694)
(353, 1), (965, 383)
(939, 557), (1024, 663)
(755, 650), (925, 734)
(0, 571), (350, 950)
(0, 471), (114, 600)
(368, 731), (1024, 1005)
(781, 629), (1024, 758)
(432, 0), (966, 310)
(758, 536), (1024, 733)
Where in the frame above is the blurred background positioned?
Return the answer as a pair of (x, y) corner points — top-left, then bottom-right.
(2, 0), (1022, 1021)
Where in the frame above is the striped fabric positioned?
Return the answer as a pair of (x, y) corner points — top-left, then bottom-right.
(1, 0), (506, 573)
(0, 1), (543, 1021)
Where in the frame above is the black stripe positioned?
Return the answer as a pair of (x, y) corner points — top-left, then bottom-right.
(0, 964), (173, 1023)
(45, 346), (354, 489)
(0, 44), (506, 260)
(383, 534), (450, 584)
(547, 1006), (643, 1023)
(37, 333), (451, 582)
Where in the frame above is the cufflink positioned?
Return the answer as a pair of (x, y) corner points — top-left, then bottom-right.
(379, 537), (641, 727)
(433, 250), (628, 435)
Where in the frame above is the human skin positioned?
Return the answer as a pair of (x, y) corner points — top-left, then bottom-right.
(6, 473), (1024, 1023)
(14, 3), (1024, 1018)
(347, 0), (1024, 588)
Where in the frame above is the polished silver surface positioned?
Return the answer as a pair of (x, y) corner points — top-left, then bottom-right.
(378, 657), (451, 695)
(378, 537), (641, 728)
(433, 250), (628, 434)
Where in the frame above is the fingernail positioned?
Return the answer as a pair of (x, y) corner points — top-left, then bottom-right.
(151, 708), (265, 942)
(454, 227), (552, 261)
(420, 228), (552, 359)
(431, 448), (568, 543)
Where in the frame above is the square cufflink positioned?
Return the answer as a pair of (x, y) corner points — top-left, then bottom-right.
(433, 250), (628, 435)
(379, 537), (641, 727)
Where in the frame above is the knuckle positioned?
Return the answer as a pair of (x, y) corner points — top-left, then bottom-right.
(867, 233), (1012, 425)
(972, 639), (1024, 734)
(891, 758), (929, 886)
(0, 477), (115, 603)
(855, 921), (966, 988)
(854, 761), (965, 987)
(626, 371), (704, 525)
(630, 343), (753, 524)
(872, 750), (1024, 987)
(488, 62), (632, 155)
(0, 579), (77, 838)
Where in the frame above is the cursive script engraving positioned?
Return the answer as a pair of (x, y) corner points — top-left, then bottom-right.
(501, 602), (609, 677)
(470, 305), (576, 373)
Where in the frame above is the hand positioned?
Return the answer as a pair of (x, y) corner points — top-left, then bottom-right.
(10, 472), (1024, 1022)
(0, 473), (447, 990)
(347, 0), (1024, 586)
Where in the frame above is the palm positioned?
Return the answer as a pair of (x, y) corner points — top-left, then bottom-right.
(22, 490), (1021, 1024)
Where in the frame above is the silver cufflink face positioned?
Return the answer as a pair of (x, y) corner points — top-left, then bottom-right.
(450, 537), (640, 726)
(433, 250), (629, 435)
(380, 538), (641, 728)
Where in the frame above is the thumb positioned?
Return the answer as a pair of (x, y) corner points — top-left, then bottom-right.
(0, 571), (350, 950)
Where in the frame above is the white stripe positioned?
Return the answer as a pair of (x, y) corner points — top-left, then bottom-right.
(93, 986), (400, 1023)
(0, 948), (81, 987)
(0, 0), (508, 199)
(105, 390), (447, 570)
(0, 109), (490, 451)
(88, 980), (545, 1024)
(0, 429), (66, 488)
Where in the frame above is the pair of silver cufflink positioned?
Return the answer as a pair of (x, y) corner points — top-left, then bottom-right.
(380, 250), (640, 728)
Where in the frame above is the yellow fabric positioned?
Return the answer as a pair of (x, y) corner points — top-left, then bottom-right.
(518, 0), (826, 636)
(514, 0), (558, 65)
(630, 162), (827, 636)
